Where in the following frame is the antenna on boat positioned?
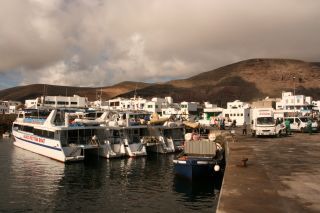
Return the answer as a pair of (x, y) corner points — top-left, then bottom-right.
(42, 84), (46, 108)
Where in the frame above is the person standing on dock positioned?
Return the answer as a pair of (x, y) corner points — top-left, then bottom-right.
(285, 119), (291, 135)
(242, 121), (247, 135)
(307, 119), (313, 135)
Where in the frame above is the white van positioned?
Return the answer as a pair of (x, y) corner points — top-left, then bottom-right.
(284, 117), (318, 132)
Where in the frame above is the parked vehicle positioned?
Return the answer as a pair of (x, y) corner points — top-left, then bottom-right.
(250, 108), (285, 137)
(284, 117), (318, 132)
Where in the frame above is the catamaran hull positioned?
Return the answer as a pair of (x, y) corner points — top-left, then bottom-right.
(126, 144), (147, 157)
(12, 131), (84, 162)
(13, 135), (68, 162)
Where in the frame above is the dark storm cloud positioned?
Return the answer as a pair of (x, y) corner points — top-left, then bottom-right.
(0, 0), (319, 88)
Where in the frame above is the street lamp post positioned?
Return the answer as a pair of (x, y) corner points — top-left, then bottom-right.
(293, 76), (296, 116)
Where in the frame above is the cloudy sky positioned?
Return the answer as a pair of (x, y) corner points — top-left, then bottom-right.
(0, 0), (319, 89)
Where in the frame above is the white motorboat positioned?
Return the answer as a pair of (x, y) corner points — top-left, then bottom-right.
(12, 109), (108, 162)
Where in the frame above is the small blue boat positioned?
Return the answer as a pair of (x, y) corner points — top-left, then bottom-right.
(173, 132), (225, 180)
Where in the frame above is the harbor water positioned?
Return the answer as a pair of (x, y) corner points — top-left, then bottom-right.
(0, 138), (221, 212)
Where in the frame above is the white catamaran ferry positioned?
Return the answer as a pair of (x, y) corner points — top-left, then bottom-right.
(12, 109), (107, 162)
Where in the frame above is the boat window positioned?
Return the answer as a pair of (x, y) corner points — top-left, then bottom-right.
(60, 131), (68, 146)
(47, 131), (54, 139)
(23, 126), (34, 133)
(67, 130), (79, 144)
(113, 131), (120, 137)
(131, 135), (140, 144)
(33, 129), (55, 139)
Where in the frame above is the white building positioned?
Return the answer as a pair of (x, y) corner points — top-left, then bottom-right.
(177, 101), (201, 120)
(223, 100), (251, 126)
(0, 101), (21, 114)
(0, 101), (9, 114)
(198, 102), (224, 126)
(312, 100), (320, 111)
(276, 91), (313, 113)
(108, 97), (148, 110)
(107, 96), (175, 115)
(7, 101), (22, 114)
(25, 95), (88, 109)
(144, 100), (162, 114)
(90, 100), (109, 109)
(161, 104), (181, 118)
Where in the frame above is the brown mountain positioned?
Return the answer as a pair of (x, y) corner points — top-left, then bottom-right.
(120, 59), (320, 105)
(0, 81), (150, 102)
(1, 59), (320, 105)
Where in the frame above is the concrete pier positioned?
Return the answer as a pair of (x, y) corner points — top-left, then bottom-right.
(217, 132), (320, 213)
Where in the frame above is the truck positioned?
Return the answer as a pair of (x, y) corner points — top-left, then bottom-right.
(250, 108), (285, 137)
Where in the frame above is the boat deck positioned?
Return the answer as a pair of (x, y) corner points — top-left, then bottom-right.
(217, 131), (320, 213)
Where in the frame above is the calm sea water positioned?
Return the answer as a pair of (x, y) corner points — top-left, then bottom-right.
(0, 138), (221, 213)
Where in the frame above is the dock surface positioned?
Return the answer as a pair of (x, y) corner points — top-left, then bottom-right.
(217, 132), (320, 213)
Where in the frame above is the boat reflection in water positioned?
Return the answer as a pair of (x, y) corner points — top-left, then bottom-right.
(173, 175), (222, 212)
(1, 141), (65, 212)
(1, 138), (220, 212)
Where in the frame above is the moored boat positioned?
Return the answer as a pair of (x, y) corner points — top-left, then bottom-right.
(12, 109), (107, 162)
(173, 130), (225, 180)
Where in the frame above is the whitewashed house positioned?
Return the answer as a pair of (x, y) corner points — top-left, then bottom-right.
(222, 100), (251, 126)
(25, 95), (88, 109)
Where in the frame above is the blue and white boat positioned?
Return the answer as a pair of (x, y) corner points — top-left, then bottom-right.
(12, 109), (108, 162)
(173, 131), (225, 179)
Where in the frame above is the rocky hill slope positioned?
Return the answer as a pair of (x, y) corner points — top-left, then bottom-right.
(0, 81), (150, 102)
(1, 59), (319, 105)
(121, 59), (320, 105)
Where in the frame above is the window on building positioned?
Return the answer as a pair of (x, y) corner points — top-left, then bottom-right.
(57, 101), (68, 105)
(45, 101), (55, 104)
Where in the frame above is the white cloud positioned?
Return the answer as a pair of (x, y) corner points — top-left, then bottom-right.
(1, 0), (320, 88)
